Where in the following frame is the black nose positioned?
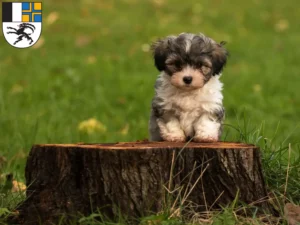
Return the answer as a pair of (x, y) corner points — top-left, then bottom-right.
(183, 76), (193, 84)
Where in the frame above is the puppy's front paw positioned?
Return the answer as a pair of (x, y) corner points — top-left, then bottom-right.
(162, 133), (186, 142)
(193, 135), (218, 143)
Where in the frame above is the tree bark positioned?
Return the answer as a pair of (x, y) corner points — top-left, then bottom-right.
(14, 141), (271, 224)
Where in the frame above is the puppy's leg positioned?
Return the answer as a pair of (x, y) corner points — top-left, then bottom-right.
(193, 108), (224, 142)
(149, 110), (185, 142)
(157, 115), (186, 142)
(149, 110), (163, 141)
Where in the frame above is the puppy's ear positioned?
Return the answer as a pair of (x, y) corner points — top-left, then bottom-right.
(211, 42), (229, 75)
(151, 37), (174, 71)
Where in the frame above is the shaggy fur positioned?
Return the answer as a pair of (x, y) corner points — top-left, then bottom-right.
(149, 33), (228, 142)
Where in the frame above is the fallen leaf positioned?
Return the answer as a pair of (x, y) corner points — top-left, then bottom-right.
(151, 0), (166, 7)
(253, 84), (261, 93)
(275, 19), (289, 32)
(86, 55), (97, 64)
(75, 35), (91, 47)
(46, 12), (59, 25)
(10, 210), (19, 216)
(78, 118), (106, 134)
(117, 97), (127, 104)
(284, 203), (300, 225)
(141, 44), (150, 52)
(80, 8), (90, 17)
(32, 36), (45, 49)
(119, 124), (129, 136)
(12, 180), (26, 192)
(10, 83), (24, 94)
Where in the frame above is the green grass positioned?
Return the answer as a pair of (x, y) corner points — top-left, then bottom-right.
(0, 0), (300, 224)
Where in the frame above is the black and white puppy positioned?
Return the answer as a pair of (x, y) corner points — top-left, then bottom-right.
(149, 33), (228, 142)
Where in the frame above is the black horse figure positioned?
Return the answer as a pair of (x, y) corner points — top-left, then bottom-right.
(6, 23), (35, 45)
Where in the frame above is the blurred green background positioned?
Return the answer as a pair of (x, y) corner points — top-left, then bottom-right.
(0, 0), (299, 176)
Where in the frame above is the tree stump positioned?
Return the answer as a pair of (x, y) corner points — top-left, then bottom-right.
(14, 141), (271, 224)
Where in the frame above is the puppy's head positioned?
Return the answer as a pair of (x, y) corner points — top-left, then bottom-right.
(152, 33), (228, 90)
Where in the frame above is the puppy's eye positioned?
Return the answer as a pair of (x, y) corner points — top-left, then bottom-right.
(167, 60), (181, 68)
(174, 60), (182, 67)
(201, 66), (211, 75)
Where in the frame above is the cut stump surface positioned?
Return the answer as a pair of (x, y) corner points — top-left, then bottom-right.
(15, 141), (270, 224)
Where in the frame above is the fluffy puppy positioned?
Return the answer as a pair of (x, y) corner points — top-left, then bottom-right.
(149, 33), (228, 142)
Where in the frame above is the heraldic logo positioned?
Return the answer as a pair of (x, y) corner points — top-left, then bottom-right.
(2, 2), (42, 48)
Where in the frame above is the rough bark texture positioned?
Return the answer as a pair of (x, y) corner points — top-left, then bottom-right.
(14, 141), (270, 224)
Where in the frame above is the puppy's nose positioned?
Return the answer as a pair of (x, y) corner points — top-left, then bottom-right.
(183, 76), (193, 84)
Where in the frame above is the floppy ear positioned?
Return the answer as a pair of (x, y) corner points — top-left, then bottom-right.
(151, 37), (174, 71)
(211, 41), (229, 75)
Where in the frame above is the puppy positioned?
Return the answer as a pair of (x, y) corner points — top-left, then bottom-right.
(149, 33), (228, 142)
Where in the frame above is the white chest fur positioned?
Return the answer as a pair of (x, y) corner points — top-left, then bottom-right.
(155, 74), (224, 136)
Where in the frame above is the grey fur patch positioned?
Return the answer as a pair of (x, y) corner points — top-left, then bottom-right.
(206, 106), (225, 140)
(149, 109), (163, 141)
(152, 98), (164, 118)
(208, 106), (225, 123)
(154, 78), (163, 89)
(216, 107), (225, 140)
(214, 107), (225, 122)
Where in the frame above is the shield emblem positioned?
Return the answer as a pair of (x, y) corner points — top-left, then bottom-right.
(2, 2), (42, 48)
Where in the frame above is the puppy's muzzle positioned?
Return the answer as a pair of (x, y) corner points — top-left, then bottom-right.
(183, 76), (193, 84)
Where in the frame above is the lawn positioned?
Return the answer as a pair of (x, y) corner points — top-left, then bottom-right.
(0, 0), (300, 224)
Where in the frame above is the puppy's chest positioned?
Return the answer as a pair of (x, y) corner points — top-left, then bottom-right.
(170, 98), (202, 136)
(166, 94), (208, 135)
(169, 94), (203, 114)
